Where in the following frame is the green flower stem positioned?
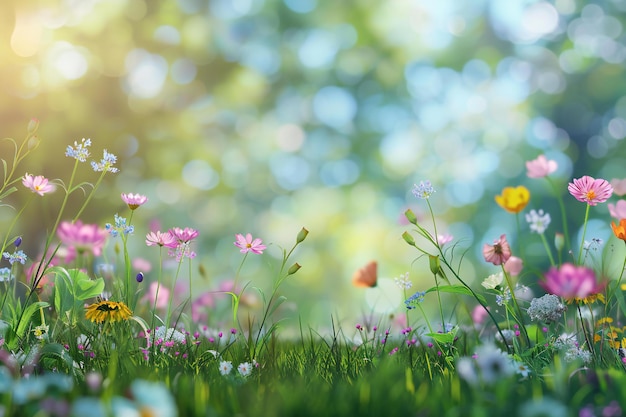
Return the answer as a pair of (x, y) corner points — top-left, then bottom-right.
(165, 257), (185, 329)
(0, 193), (34, 256)
(546, 176), (571, 254)
(577, 203), (591, 265)
(606, 242), (626, 307)
(502, 267), (530, 347)
(540, 232), (556, 267)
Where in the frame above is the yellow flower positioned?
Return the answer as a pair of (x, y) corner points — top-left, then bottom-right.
(495, 186), (530, 213)
(85, 300), (132, 324)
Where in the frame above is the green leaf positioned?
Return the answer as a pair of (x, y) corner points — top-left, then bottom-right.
(16, 301), (49, 338)
(0, 186), (17, 201)
(268, 295), (287, 317)
(73, 271), (105, 300)
(426, 326), (458, 344)
(425, 284), (486, 304)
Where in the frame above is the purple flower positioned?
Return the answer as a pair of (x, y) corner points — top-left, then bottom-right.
(541, 263), (602, 301)
(234, 233), (267, 254)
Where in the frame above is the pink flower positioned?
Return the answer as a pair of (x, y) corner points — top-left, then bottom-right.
(234, 233), (267, 254)
(436, 234), (454, 247)
(608, 200), (626, 219)
(57, 221), (107, 261)
(143, 282), (170, 309)
(482, 234), (511, 266)
(568, 175), (613, 206)
(611, 178), (626, 196)
(169, 227), (199, 243)
(132, 257), (152, 274)
(526, 155), (557, 178)
(471, 305), (489, 326)
(146, 231), (177, 248)
(503, 256), (523, 276)
(541, 263), (602, 300)
(121, 193), (148, 210)
(22, 173), (55, 196)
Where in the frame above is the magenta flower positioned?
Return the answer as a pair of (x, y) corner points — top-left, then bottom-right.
(145, 231), (177, 248)
(57, 220), (108, 261)
(121, 193), (148, 210)
(482, 234), (511, 266)
(234, 233), (267, 254)
(526, 155), (557, 178)
(22, 173), (55, 196)
(541, 263), (602, 300)
(169, 227), (199, 243)
(568, 175), (613, 206)
(608, 200), (626, 219)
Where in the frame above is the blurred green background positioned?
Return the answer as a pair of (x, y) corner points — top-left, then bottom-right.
(2, 0), (626, 329)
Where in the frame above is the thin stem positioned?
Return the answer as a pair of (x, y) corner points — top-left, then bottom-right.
(540, 232), (556, 267)
(547, 177), (571, 254)
(577, 203), (591, 265)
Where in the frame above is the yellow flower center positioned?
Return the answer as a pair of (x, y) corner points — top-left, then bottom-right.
(585, 190), (596, 201)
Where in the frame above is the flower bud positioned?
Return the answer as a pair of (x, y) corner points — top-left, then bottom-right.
(402, 231), (416, 246)
(14, 236), (22, 247)
(504, 256), (523, 276)
(429, 255), (441, 276)
(404, 209), (418, 225)
(27, 135), (40, 151)
(136, 272), (144, 283)
(27, 118), (39, 135)
(554, 232), (564, 252)
(296, 227), (309, 244)
(287, 263), (301, 275)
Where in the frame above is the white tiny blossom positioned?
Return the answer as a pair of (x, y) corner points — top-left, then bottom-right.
(481, 272), (504, 290)
(219, 361), (233, 376)
(238, 362), (252, 377)
(394, 272), (412, 290)
(525, 209), (551, 234)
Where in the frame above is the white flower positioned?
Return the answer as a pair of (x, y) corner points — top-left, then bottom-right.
(474, 343), (514, 384)
(393, 272), (412, 290)
(525, 209), (551, 234)
(481, 272), (503, 290)
(33, 324), (49, 340)
(219, 361), (233, 376)
(237, 362), (252, 377)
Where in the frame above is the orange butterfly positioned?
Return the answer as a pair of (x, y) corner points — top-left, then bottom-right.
(352, 261), (377, 288)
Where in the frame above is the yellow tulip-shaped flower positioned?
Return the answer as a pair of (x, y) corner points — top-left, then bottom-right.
(495, 186), (530, 213)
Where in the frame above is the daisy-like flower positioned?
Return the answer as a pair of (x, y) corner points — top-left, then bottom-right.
(526, 154), (557, 178)
(495, 186), (530, 213)
(612, 219), (626, 242)
(33, 324), (49, 340)
(65, 138), (91, 162)
(145, 231), (178, 248)
(121, 193), (148, 210)
(394, 272), (412, 289)
(0, 267), (13, 282)
(482, 234), (511, 266)
(219, 360), (233, 376)
(568, 175), (613, 206)
(237, 362), (252, 377)
(412, 180), (435, 199)
(525, 209), (551, 234)
(85, 300), (132, 324)
(234, 233), (267, 254)
(608, 200), (626, 219)
(169, 227), (199, 243)
(3, 250), (27, 265)
(541, 263), (602, 301)
(22, 173), (55, 196)
(91, 150), (119, 173)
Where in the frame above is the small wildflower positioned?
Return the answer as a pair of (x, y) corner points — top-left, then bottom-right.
(22, 173), (55, 196)
(495, 186), (530, 213)
(136, 272), (144, 283)
(65, 138), (91, 162)
(482, 272), (504, 290)
(33, 324), (49, 340)
(234, 233), (267, 254)
(514, 361), (531, 378)
(170, 227), (199, 243)
(568, 175), (613, 206)
(219, 361), (233, 376)
(105, 214), (134, 238)
(145, 231), (178, 248)
(541, 263), (602, 301)
(85, 300), (132, 324)
(237, 362), (252, 377)
(121, 193), (148, 210)
(0, 268), (13, 282)
(527, 294), (567, 323)
(394, 272), (412, 289)
(525, 209), (551, 234)
(526, 154), (558, 178)
(91, 149), (119, 173)
(14, 236), (22, 247)
(474, 343), (515, 384)
(436, 233), (454, 247)
(608, 200), (626, 219)
(3, 250), (27, 265)
(412, 180), (435, 199)
(482, 234), (511, 266)
(612, 219), (626, 242)
(405, 291), (425, 309)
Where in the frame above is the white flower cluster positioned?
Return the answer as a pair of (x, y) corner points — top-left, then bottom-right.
(527, 294), (567, 323)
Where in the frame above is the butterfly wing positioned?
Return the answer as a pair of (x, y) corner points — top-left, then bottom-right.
(352, 261), (377, 288)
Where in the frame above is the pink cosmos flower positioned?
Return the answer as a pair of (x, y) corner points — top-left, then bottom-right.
(22, 173), (55, 196)
(608, 200), (626, 219)
(568, 176), (613, 206)
(234, 233), (267, 254)
(503, 256), (523, 276)
(611, 178), (626, 196)
(169, 227), (199, 243)
(526, 155), (557, 178)
(146, 231), (178, 248)
(541, 263), (602, 300)
(121, 193), (148, 210)
(482, 234), (511, 266)
(436, 234), (454, 247)
(57, 221), (108, 261)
